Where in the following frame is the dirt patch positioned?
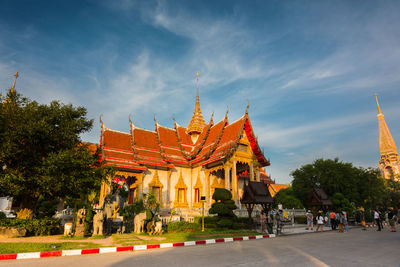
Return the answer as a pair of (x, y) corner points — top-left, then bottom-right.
(192, 232), (256, 238)
(135, 235), (166, 241)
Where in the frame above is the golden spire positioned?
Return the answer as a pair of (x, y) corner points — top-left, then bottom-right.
(374, 93), (382, 114)
(375, 94), (400, 179)
(11, 72), (19, 93)
(375, 94), (398, 156)
(187, 72), (206, 136)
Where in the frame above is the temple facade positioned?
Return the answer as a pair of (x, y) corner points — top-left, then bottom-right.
(375, 94), (400, 180)
(98, 74), (270, 215)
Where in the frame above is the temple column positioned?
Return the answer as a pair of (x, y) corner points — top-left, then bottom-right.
(206, 170), (211, 208)
(232, 160), (237, 205)
(167, 170), (171, 208)
(224, 164), (231, 190)
(250, 161), (254, 181)
(256, 167), (260, 182)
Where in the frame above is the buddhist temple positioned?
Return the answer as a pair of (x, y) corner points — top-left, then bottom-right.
(375, 94), (400, 180)
(98, 74), (270, 216)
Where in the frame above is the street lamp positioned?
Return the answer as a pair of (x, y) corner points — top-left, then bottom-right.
(201, 196), (206, 232)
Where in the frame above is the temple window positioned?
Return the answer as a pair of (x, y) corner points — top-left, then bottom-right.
(129, 188), (135, 204)
(152, 186), (161, 202)
(148, 170), (163, 205)
(192, 172), (203, 207)
(174, 171), (188, 208)
(178, 188), (186, 203)
(194, 188), (200, 203)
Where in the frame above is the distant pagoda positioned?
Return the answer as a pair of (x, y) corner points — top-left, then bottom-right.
(375, 94), (399, 180)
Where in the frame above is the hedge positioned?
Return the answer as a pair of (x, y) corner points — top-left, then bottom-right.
(0, 218), (61, 236)
(167, 221), (201, 233)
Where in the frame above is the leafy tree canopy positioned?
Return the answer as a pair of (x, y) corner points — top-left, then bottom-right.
(273, 187), (304, 209)
(291, 158), (386, 209)
(0, 89), (113, 210)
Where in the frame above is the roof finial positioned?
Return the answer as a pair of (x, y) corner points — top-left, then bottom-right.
(196, 72), (200, 105)
(99, 114), (103, 125)
(374, 93), (382, 114)
(187, 72), (206, 135)
(11, 71), (19, 93)
(172, 114), (175, 122)
(128, 114), (132, 124)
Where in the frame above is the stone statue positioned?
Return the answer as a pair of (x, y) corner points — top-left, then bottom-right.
(63, 222), (73, 236)
(75, 207), (86, 236)
(134, 212), (146, 233)
(92, 210), (104, 236)
(146, 220), (163, 235)
(104, 201), (113, 235)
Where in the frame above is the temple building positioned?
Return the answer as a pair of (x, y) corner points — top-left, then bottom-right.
(375, 94), (400, 180)
(98, 74), (270, 215)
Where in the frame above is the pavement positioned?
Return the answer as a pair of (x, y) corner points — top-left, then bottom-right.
(1, 226), (399, 267)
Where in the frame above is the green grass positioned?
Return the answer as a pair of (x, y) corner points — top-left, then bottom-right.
(0, 242), (103, 254)
(0, 229), (261, 254)
(112, 229), (260, 246)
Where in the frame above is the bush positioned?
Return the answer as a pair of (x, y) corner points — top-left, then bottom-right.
(167, 221), (201, 233)
(194, 216), (218, 229)
(121, 204), (136, 221)
(0, 218), (61, 236)
(295, 216), (307, 224)
(35, 195), (58, 219)
(209, 189), (237, 218)
(16, 209), (33, 219)
(84, 208), (94, 236)
(217, 218), (233, 228)
(0, 212), (6, 220)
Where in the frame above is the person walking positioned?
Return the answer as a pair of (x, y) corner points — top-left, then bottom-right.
(342, 211), (348, 232)
(325, 211), (330, 228)
(315, 211), (324, 232)
(388, 209), (397, 232)
(337, 212), (343, 232)
(330, 210), (337, 230)
(260, 212), (266, 233)
(359, 208), (367, 231)
(374, 209), (381, 231)
(306, 210), (313, 231)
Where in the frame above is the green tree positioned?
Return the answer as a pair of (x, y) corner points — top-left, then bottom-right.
(291, 158), (385, 209)
(209, 188), (237, 218)
(0, 89), (113, 210)
(331, 193), (355, 213)
(382, 179), (400, 208)
(274, 187), (304, 209)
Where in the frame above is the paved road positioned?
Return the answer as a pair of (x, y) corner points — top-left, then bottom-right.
(2, 229), (399, 267)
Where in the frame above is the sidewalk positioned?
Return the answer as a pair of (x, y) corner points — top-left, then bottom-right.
(257, 223), (335, 235)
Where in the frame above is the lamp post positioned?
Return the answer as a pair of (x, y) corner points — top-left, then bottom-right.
(201, 196), (206, 232)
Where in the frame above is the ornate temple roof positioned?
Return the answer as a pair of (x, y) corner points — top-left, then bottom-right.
(99, 75), (270, 170)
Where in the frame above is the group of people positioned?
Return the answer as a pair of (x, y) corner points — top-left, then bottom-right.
(306, 210), (349, 233)
(305, 208), (400, 233)
(259, 209), (285, 235)
(371, 208), (398, 232)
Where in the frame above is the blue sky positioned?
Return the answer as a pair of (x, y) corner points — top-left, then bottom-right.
(1, 0), (400, 183)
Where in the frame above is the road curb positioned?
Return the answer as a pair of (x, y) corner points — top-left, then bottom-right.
(0, 234), (275, 261)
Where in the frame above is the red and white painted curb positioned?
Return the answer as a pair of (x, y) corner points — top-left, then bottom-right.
(0, 234), (275, 261)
